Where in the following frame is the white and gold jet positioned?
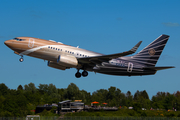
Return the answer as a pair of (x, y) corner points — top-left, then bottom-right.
(4, 35), (174, 78)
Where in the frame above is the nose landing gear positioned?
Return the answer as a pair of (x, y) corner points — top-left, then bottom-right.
(19, 55), (24, 62)
(75, 70), (88, 78)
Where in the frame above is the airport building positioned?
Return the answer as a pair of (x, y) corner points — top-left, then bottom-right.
(58, 100), (84, 113)
(36, 100), (118, 114)
(36, 100), (84, 114)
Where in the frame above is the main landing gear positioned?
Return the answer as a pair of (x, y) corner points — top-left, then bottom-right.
(75, 70), (88, 78)
(19, 55), (24, 62)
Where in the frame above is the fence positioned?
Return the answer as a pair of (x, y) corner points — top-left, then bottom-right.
(1, 117), (180, 120)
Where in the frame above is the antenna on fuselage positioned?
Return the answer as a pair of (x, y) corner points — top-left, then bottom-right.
(77, 46), (79, 48)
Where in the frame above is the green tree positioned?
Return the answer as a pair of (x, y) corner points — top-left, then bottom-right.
(164, 93), (176, 110)
(126, 91), (133, 107)
(0, 95), (5, 116)
(48, 84), (58, 95)
(38, 84), (48, 94)
(15, 91), (28, 116)
(141, 90), (149, 99)
(133, 90), (150, 109)
(174, 91), (180, 110)
(24, 82), (37, 93)
(92, 89), (108, 104)
(0, 83), (9, 95)
(133, 102), (142, 111)
(17, 85), (23, 91)
(79, 90), (91, 104)
(151, 92), (167, 109)
(107, 87), (116, 100)
(64, 83), (80, 100)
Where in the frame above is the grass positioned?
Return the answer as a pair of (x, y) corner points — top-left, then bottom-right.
(65, 109), (180, 117)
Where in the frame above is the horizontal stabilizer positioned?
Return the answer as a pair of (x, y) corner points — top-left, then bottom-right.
(143, 66), (175, 71)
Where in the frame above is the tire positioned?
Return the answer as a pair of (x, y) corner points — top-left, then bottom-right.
(75, 72), (81, 78)
(19, 58), (24, 62)
(82, 71), (88, 77)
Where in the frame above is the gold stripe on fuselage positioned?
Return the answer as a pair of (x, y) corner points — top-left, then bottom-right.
(5, 37), (102, 65)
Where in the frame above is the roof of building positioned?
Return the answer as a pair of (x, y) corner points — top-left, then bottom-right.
(59, 100), (71, 104)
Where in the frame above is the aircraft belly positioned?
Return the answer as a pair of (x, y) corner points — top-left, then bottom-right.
(94, 66), (156, 76)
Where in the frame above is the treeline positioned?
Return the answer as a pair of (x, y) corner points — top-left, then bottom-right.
(0, 82), (180, 117)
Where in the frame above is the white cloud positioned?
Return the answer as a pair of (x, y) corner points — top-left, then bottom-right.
(162, 22), (180, 27)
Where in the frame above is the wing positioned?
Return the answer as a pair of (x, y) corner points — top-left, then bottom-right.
(78, 41), (142, 64)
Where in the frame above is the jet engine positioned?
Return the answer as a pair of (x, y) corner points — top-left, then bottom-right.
(57, 55), (78, 68)
(47, 61), (68, 70)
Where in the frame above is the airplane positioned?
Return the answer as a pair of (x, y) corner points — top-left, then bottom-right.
(4, 34), (174, 78)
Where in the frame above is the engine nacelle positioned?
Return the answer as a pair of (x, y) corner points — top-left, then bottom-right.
(57, 55), (78, 68)
(47, 61), (67, 70)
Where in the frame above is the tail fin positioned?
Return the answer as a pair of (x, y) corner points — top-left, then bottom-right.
(132, 34), (170, 67)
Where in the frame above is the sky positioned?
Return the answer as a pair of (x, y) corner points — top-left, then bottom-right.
(0, 0), (180, 99)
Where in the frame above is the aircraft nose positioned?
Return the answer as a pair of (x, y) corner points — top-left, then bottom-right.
(4, 40), (13, 48)
(4, 40), (8, 46)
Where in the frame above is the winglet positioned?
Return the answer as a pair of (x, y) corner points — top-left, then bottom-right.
(130, 41), (142, 53)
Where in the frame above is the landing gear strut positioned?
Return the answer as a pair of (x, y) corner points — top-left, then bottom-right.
(19, 55), (24, 62)
(75, 70), (88, 78)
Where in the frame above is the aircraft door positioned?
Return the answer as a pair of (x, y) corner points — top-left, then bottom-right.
(127, 62), (133, 72)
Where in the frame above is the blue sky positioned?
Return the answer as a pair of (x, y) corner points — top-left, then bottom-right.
(0, 0), (180, 99)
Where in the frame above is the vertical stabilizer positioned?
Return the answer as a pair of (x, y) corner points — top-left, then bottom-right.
(132, 34), (170, 67)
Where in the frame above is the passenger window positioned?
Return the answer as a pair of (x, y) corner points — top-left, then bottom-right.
(48, 46), (50, 48)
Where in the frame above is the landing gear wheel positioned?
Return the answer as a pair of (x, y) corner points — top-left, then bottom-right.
(19, 58), (24, 62)
(75, 72), (81, 78)
(82, 70), (88, 77)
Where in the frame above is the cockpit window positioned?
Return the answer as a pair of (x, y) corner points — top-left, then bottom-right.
(13, 38), (25, 41)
